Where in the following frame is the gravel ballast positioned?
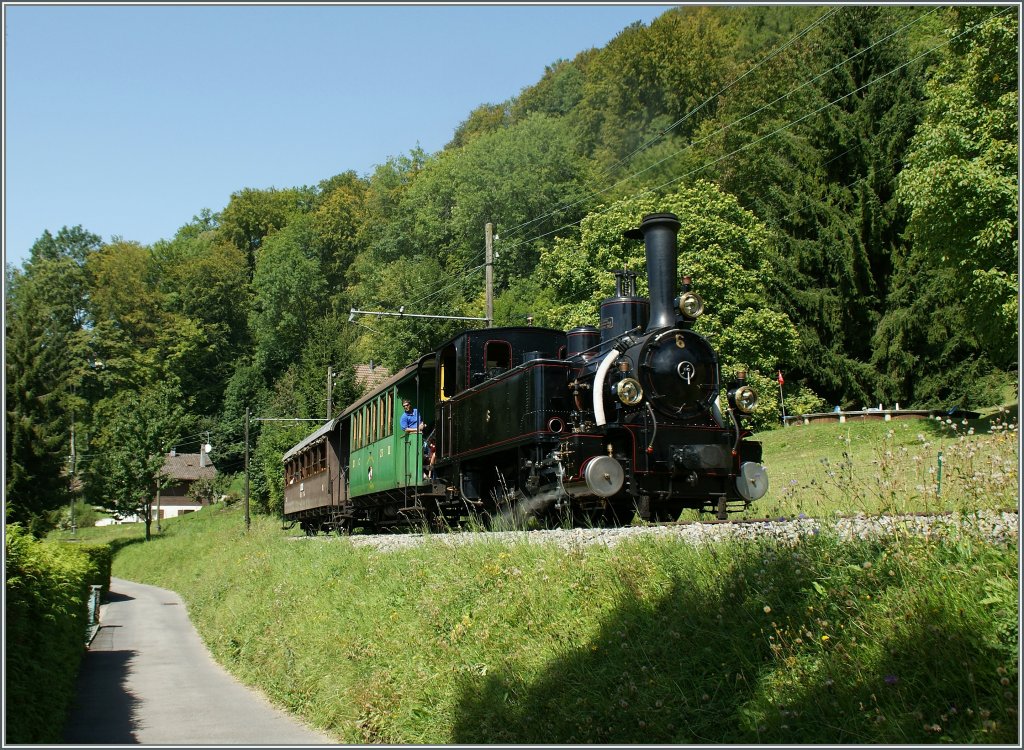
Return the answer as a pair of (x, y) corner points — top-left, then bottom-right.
(293, 509), (1018, 553)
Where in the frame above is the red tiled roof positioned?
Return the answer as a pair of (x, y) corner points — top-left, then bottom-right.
(354, 362), (392, 395)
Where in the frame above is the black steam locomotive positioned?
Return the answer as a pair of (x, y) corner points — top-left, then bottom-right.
(283, 212), (768, 534)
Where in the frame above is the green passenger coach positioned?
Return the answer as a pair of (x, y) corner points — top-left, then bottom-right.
(343, 358), (436, 501)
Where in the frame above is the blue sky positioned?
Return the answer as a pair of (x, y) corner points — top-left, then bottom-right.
(4, 3), (677, 269)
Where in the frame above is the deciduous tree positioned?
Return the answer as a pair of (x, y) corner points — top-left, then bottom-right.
(897, 6), (1018, 368)
(87, 382), (187, 540)
(541, 181), (800, 376)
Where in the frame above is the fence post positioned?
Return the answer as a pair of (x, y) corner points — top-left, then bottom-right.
(85, 584), (102, 644)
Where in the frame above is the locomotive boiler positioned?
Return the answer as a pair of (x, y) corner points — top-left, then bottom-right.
(282, 212), (768, 534)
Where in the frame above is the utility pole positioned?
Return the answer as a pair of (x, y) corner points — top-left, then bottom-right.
(244, 407), (250, 532)
(327, 365), (333, 420)
(778, 370), (787, 427)
(485, 222), (494, 328)
(69, 414), (76, 534)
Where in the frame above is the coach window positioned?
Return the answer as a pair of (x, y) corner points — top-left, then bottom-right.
(386, 392), (394, 437)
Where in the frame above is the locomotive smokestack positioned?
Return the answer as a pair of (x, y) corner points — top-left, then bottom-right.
(624, 212), (680, 332)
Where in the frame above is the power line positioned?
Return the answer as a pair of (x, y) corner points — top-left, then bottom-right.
(359, 10), (946, 319)
(367, 13), (856, 312)
(494, 6), (983, 258)
(497, 5), (848, 243)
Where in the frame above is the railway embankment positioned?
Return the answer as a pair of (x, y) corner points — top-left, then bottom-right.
(108, 503), (1018, 744)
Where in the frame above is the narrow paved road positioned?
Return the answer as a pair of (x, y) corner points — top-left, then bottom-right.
(63, 577), (335, 745)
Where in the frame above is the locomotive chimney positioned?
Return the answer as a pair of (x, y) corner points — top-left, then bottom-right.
(624, 212), (680, 332)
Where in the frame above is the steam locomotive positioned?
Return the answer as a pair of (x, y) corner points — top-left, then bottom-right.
(282, 212), (768, 534)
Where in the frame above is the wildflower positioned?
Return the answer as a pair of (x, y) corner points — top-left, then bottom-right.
(763, 605), (772, 614)
(821, 634), (830, 641)
(884, 674), (898, 685)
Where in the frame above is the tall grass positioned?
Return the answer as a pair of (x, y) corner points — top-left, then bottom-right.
(88, 415), (1019, 743)
(746, 408), (1018, 520)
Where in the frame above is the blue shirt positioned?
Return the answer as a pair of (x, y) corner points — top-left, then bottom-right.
(400, 408), (421, 432)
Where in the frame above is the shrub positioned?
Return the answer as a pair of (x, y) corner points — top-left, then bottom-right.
(5, 524), (97, 743)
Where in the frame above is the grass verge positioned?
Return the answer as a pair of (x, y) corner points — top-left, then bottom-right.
(111, 504), (1018, 744)
(744, 407), (1018, 520)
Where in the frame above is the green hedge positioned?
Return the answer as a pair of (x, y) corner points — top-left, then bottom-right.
(4, 525), (112, 744)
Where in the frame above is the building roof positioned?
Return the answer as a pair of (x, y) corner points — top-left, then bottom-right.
(354, 361), (392, 395)
(282, 416), (340, 463)
(160, 452), (217, 482)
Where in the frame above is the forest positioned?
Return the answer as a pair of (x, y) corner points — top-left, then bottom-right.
(5, 6), (1018, 534)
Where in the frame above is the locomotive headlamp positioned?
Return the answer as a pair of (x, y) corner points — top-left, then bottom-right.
(727, 371), (758, 414)
(728, 384), (759, 414)
(614, 377), (644, 406)
(678, 291), (705, 319)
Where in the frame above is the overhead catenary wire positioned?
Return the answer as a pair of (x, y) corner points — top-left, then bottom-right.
(592, 5), (843, 181)
(491, 6), (998, 259)
(360, 8), (941, 321)
(498, 5), (847, 242)
(358, 11), (856, 318)
(356, 258), (489, 322)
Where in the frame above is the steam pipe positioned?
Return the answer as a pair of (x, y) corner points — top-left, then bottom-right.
(593, 349), (620, 426)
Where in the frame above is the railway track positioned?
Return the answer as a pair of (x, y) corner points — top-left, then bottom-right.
(291, 508), (1019, 553)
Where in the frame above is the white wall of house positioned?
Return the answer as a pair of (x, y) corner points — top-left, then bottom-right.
(94, 503), (203, 525)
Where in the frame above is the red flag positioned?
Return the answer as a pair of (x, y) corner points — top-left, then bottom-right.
(777, 371), (784, 385)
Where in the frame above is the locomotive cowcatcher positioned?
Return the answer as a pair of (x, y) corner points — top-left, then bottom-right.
(283, 212), (768, 534)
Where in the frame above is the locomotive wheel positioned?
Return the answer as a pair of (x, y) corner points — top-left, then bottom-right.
(575, 508), (607, 528)
(469, 509), (495, 531)
(651, 508), (681, 523)
(605, 504), (637, 527)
